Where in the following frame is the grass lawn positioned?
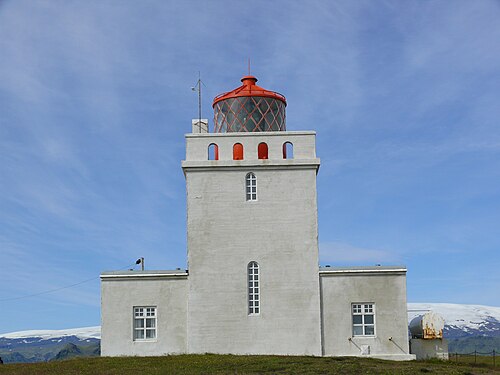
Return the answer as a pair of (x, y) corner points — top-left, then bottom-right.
(0, 354), (498, 375)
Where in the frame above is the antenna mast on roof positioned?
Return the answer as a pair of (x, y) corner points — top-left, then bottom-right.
(191, 72), (206, 132)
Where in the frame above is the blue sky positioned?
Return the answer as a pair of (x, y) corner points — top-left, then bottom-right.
(0, 0), (499, 333)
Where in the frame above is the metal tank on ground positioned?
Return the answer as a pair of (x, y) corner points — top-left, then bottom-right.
(409, 311), (445, 339)
(409, 311), (449, 360)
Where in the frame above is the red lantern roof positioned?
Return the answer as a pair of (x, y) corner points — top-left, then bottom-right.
(212, 76), (287, 107)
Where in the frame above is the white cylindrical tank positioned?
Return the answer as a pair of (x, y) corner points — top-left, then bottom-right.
(409, 311), (445, 339)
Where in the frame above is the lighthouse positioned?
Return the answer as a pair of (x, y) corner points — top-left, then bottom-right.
(183, 75), (322, 355)
(100, 74), (414, 360)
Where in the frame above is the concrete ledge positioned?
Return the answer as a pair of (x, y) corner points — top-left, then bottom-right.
(101, 270), (188, 280)
(319, 266), (407, 276)
(182, 159), (320, 171)
(367, 354), (416, 361)
(185, 131), (316, 138)
(324, 354), (415, 361)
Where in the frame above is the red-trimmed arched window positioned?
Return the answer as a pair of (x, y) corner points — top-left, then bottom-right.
(258, 142), (268, 159)
(208, 143), (219, 160)
(282, 142), (293, 159)
(233, 143), (244, 160)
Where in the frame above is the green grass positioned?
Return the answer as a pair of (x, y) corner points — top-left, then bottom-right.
(0, 354), (499, 375)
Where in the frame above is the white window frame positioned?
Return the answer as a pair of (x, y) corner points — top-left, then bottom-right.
(352, 303), (375, 337)
(248, 261), (260, 315)
(245, 172), (257, 201)
(133, 306), (157, 340)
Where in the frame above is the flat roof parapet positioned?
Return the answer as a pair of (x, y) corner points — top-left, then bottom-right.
(319, 265), (407, 276)
(100, 270), (188, 280)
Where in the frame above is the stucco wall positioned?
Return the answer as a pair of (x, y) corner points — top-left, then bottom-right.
(101, 274), (188, 356)
(320, 268), (414, 360)
(184, 131), (317, 161)
(183, 132), (322, 356)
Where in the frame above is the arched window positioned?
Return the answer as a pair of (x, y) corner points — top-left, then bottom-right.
(248, 261), (260, 315)
(245, 172), (257, 201)
(282, 142), (293, 159)
(258, 142), (268, 159)
(233, 143), (244, 160)
(208, 143), (219, 160)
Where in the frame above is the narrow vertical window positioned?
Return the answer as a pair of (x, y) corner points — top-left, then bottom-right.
(133, 306), (157, 340)
(352, 303), (375, 336)
(248, 261), (260, 315)
(258, 142), (268, 159)
(233, 143), (244, 160)
(245, 172), (257, 201)
(208, 143), (219, 160)
(282, 142), (293, 159)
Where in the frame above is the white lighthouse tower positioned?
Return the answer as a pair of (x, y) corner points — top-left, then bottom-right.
(183, 75), (322, 355)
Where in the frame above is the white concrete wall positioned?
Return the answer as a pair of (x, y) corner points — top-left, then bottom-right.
(410, 338), (449, 360)
(185, 131), (317, 161)
(183, 132), (322, 356)
(101, 273), (188, 356)
(320, 268), (414, 360)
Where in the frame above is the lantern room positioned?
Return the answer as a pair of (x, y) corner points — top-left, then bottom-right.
(212, 75), (286, 133)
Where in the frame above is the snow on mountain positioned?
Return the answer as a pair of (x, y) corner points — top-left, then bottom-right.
(408, 303), (500, 337)
(0, 326), (100, 340)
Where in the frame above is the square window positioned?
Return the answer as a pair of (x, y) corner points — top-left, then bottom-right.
(352, 303), (375, 337)
(133, 306), (156, 340)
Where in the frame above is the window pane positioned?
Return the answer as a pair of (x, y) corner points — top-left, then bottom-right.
(134, 319), (144, 328)
(364, 314), (374, 324)
(353, 315), (362, 324)
(146, 318), (156, 328)
(353, 326), (363, 336)
(365, 325), (375, 335)
(146, 329), (156, 339)
(135, 330), (144, 339)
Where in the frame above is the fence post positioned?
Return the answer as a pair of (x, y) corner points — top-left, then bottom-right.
(494, 349), (496, 367)
(474, 350), (477, 365)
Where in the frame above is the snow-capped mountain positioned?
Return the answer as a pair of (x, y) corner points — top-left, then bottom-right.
(408, 303), (500, 338)
(0, 327), (100, 363)
(0, 326), (100, 341)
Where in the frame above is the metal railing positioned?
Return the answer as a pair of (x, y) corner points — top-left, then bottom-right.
(450, 350), (497, 366)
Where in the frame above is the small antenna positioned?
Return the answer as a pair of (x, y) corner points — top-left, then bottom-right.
(248, 58), (251, 75)
(191, 72), (206, 132)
